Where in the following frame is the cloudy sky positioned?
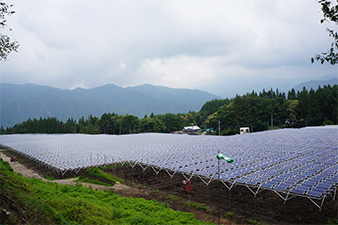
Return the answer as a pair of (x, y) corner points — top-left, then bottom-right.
(1, 0), (337, 97)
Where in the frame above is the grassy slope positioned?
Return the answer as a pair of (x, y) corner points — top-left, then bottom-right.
(0, 158), (214, 225)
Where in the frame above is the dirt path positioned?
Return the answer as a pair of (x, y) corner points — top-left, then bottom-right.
(1, 152), (48, 181)
(0, 152), (133, 192)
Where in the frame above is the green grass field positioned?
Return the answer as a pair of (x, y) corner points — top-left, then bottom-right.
(0, 158), (214, 224)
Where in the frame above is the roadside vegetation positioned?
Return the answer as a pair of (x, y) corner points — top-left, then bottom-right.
(185, 202), (209, 211)
(77, 167), (123, 186)
(1, 85), (337, 135)
(0, 158), (214, 224)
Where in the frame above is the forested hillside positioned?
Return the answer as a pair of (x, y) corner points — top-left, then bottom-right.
(205, 85), (337, 135)
(2, 85), (337, 135)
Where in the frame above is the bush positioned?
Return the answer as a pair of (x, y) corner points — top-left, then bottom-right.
(0, 159), (13, 172)
(322, 118), (334, 126)
(185, 201), (209, 211)
(79, 167), (123, 185)
(164, 194), (181, 201)
(224, 211), (236, 218)
(327, 218), (338, 225)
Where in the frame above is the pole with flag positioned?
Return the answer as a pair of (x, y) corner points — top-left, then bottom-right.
(217, 153), (234, 163)
(217, 150), (233, 225)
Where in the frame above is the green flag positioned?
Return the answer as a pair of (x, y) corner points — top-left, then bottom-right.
(216, 153), (233, 163)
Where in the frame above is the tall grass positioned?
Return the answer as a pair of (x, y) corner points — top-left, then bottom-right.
(77, 167), (124, 186)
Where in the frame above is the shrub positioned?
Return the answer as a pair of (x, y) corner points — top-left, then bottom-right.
(185, 201), (209, 211)
(79, 167), (123, 186)
(224, 211), (236, 218)
(164, 194), (181, 201)
(327, 218), (338, 225)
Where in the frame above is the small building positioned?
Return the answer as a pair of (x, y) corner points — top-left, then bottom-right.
(183, 125), (200, 135)
(183, 126), (200, 132)
(240, 127), (250, 134)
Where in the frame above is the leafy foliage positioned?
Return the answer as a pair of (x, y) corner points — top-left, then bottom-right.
(185, 201), (209, 211)
(199, 98), (232, 123)
(205, 85), (337, 135)
(164, 194), (181, 201)
(327, 218), (338, 224)
(224, 211), (236, 218)
(247, 219), (268, 225)
(0, 158), (213, 224)
(78, 167), (123, 186)
(312, 0), (338, 65)
(0, 1), (19, 60)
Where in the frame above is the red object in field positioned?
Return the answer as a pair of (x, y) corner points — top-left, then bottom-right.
(182, 180), (191, 192)
(10, 156), (17, 162)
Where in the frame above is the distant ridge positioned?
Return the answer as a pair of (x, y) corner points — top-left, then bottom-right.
(0, 83), (220, 128)
(293, 78), (337, 92)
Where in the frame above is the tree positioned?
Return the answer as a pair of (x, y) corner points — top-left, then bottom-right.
(286, 100), (299, 121)
(139, 116), (154, 133)
(86, 115), (100, 134)
(0, 2), (19, 60)
(312, 0), (338, 65)
(100, 113), (112, 134)
(199, 98), (231, 122)
(308, 88), (321, 119)
(231, 95), (253, 126)
(205, 112), (218, 128)
(287, 88), (297, 100)
(123, 114), (139, 134)
(297, 87), (310, 119)
(116, 116), (124, 134)
(152, 117), (165, 133)
(65, 117), (76, 133)
(216, 104), (233, 130)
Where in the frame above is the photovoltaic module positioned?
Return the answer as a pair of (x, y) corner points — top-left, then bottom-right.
(1, 126), (337, 208)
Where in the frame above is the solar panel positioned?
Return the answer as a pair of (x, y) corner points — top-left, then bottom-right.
(1, 127), (337, 200)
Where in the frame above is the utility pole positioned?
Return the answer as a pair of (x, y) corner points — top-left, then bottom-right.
(217, 152), (233, 225)
(271, 115), (273, 129)
(218, 120), (220, 136)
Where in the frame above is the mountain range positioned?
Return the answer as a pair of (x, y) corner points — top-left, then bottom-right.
(1, 77), (337, 128)
(0, 83), (220, 128)
(293, 77), (337, 92)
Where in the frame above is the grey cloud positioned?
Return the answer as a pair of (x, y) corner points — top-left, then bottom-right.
(1, 0), (336, 97)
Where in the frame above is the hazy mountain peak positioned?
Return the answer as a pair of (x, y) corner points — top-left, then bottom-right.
(293, 78), (338, 92)
(1, 83), (220, 128)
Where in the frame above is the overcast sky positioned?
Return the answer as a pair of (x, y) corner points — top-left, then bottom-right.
(1, 0), (337, 97)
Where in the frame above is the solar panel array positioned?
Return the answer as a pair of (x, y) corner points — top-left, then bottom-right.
(1, 127), (337, 200)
